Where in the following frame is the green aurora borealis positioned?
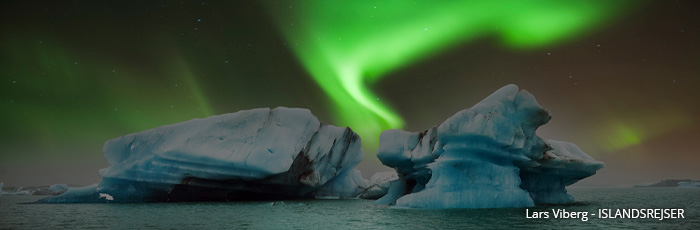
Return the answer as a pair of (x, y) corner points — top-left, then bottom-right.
(1, 1), (699, 186)
(264, 0), (628, 146)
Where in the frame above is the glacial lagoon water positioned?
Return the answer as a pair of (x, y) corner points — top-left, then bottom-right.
(1, 187), (698, 229)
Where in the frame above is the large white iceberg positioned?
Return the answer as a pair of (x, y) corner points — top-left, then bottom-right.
(39, 107), (365, 203)
(376, 84), (603, 209)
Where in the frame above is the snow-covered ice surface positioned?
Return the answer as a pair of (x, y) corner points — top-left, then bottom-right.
(39, 107), (365, 203)
(376, 84), (603, 209)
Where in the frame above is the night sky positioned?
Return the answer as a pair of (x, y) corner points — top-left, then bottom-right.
(1, 1), (698, 187)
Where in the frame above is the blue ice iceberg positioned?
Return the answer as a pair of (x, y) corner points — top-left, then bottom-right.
(374, 127), (439, 205)
(376, 84), (603, 209)
(520, 140), (603, 204)
(39, 107), (365, 203)
(312, 169), (368, 198)
(360, 171), (398, 199)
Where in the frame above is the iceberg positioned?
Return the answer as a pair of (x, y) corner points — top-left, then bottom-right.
(634, 179), (700, 187)
(312, 169), (368, 198)
(39, 107), (365, 203)
(1, 183), (70, 195)
(48, 184), (70, 193)
(519, 140), (603, 204)
(678, 182), (700, 188)
(31, 184), (71, 195)
(376, 84), (603, 209)
(0, 184), (31, 195)
(374, 127), (439, 205)
(360, 171), (398, 199)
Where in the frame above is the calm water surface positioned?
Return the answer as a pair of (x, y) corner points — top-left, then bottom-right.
(1, 187), (698, 229)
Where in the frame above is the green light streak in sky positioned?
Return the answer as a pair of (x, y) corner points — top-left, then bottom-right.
(610, 124), (643, 151)
(0, 35), (215, 160)
(265, 0), (628, 149)
(594, 109), (694, 152)
(173, 56), (215, 117)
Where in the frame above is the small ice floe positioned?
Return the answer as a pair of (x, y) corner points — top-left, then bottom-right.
(99, 193), (114, 201)
(679, 182), (700, 188)
(270, 201), (285, 206)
